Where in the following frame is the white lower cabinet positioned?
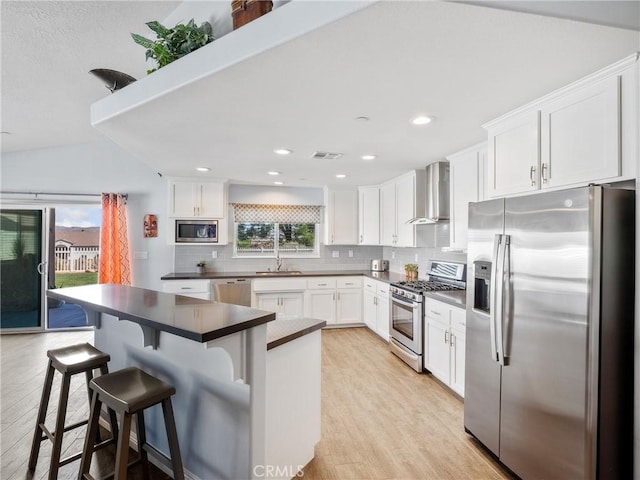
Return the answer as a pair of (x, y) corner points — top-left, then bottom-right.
(305, 277), (362, 326)
(252, 278), (306, 317)
(256, 292), (304, 316)
(424, 298), (466, 397)
(363, 279), (390, 340)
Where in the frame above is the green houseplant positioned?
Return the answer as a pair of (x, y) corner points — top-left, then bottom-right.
(196, 260), (207, 274)
(131, 19), (214, 74)
(404, 263), (418, 279)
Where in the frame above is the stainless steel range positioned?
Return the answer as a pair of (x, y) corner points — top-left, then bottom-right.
(389, 260), (466, 372)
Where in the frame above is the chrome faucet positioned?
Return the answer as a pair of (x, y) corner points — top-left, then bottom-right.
(275, 252), (283, 272)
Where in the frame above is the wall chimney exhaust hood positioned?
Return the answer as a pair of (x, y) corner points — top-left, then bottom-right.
(407, 161), (450, 224)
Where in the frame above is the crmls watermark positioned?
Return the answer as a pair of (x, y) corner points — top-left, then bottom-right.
(253, 464), (305, 478)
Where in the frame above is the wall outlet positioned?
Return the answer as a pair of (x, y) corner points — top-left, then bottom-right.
(391, 251), (395, 259)
(211, 250), (218, 259)
(332, 251), (339, 258)
(414, 253), (419, 262)
(133, 251), (148, 260)
(348, 250), (353, 258)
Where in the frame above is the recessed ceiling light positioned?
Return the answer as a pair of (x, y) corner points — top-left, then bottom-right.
(411, 115), (434, 125)
(361, 155), (376, 161)
(355, 116), (370, 122)
(336, 174), (347, 179)
(274, 148), (292, 155)
(267, 171), (280, 176)
(196, 167), (210, 172)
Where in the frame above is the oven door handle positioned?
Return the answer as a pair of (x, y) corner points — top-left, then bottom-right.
(391, 294), (419, 308)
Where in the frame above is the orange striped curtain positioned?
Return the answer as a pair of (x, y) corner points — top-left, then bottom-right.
(98, 193), (131, 285)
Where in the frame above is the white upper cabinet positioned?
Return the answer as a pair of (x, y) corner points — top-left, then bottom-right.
(169, 179), (226, 218)
(380, 171), (421, 247)
(324, 187), (358, 245)
(486, 110), (540, 198)
(540, 75), (620, 188)
(484, 54), (638, 199)
(447, 142), (486, 250)
(358, 186), (380, 245)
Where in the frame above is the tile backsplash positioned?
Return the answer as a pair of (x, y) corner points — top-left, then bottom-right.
(174, 244), (384, 273)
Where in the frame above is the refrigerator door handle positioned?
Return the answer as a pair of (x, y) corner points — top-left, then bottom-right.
(496, 235), (510, 366)
(489, 234), (502, 362)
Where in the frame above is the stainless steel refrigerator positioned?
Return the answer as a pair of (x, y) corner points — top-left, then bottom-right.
(464, 185), (634, 480)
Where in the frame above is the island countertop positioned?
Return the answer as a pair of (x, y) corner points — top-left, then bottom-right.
(48, 284), (276, 343)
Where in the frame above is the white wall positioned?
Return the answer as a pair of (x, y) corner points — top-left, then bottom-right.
(0, 142), (172, 290)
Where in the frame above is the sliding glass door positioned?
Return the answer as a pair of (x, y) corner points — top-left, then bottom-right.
(0, 208), (47, 331)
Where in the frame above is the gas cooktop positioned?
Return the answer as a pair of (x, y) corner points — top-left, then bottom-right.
(392, 280), (465, 293)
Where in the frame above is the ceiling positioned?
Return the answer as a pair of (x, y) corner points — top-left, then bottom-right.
(2, 1), (639, 188)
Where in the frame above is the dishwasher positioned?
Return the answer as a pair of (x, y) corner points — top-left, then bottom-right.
(211, 278), (251, 306)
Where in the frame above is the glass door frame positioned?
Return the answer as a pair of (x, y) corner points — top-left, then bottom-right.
(0, 205), (49, 333)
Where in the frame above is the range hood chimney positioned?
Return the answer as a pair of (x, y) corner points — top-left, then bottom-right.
(407, 161), (450, 224)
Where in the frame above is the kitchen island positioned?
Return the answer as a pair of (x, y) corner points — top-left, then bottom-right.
(48, 284), (325, 480)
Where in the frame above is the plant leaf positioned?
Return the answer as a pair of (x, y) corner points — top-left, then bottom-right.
(146, 20), (170, 37)
(131, 33), (155, 49)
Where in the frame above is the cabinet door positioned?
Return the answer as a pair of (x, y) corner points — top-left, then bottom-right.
(199, 182), (225, 217)
(363, 290), (377, 331)
(450, 324), (466, 397)
(327, 189), (358, 245)
(170, 181), (198, 217)
(426, 318), (451, 384)
(256, 293), (281, 313)
(487, 110), (540, 197)
(336, 288), (362, 324)
(358, 187), (380, 245)
(280, 292), (304, 317)
(376, 294), (390, 341)
(449, 146), (484, 249)
(541, 76), (620, 189)
(379, 181), (397, 246)
(305, 290), (336, 324)
(394, 173), (416, 247)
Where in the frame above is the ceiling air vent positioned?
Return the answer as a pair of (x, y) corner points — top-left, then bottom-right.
(311, 151), (343, 160)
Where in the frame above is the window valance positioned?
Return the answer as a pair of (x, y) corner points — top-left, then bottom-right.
(232, 203), (322, 224)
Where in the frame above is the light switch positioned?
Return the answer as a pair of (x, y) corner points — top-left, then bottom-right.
(332, 251), (339, 258)
(133, 251), (148, 260)
(212, 251), (218, 259)
(348, 250), (353, 258)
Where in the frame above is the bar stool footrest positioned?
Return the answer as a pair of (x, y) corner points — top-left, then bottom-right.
(81, 457), (142, 480)
(39, 418), (89, 442)
(58, 437), (115, 468)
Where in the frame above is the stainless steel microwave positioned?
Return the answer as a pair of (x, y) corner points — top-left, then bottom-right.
(175, 219), (218, 243)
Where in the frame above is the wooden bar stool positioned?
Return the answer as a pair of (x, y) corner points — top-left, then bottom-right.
(28, 343), (119, 480)
(79, 366), (185, 480)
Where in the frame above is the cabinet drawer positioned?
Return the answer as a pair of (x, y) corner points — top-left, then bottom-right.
(363, 279), (377, 293)
(425, 299), (449, 320)
(450, 306), (466, 327)
(337, 277), (362, 289)
(162, 280), (211, 294)
(375, 282), (389, 296)
(306, 277), (337, 289)
(252, 278), (307, 292)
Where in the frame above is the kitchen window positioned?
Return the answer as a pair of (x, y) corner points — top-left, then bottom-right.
(232, 203), (321, 258)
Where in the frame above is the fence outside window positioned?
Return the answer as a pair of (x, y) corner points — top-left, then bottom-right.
(54, 245), (99, 272)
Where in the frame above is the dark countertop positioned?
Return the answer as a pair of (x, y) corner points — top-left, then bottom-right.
(266, 317), (327, 350)
(48, 284), (275, 343)
(161, 270), (407, 282)
(424, 290), (467, 309)
(161, 270), (467, 307)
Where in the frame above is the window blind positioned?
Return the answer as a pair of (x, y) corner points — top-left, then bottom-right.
(232, 203), (322, 223)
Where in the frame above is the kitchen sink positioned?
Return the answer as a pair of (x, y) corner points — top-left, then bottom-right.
(255, 271), (303, 275)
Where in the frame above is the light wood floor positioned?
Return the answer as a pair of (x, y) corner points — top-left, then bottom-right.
(302, 328), (513, 480)
(0, 330), (170, 480)
(1, 328), (512, 480)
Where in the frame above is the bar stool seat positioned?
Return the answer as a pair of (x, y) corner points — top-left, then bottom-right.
(79, 366), (184, 480)
(28, 343), (118, 480)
